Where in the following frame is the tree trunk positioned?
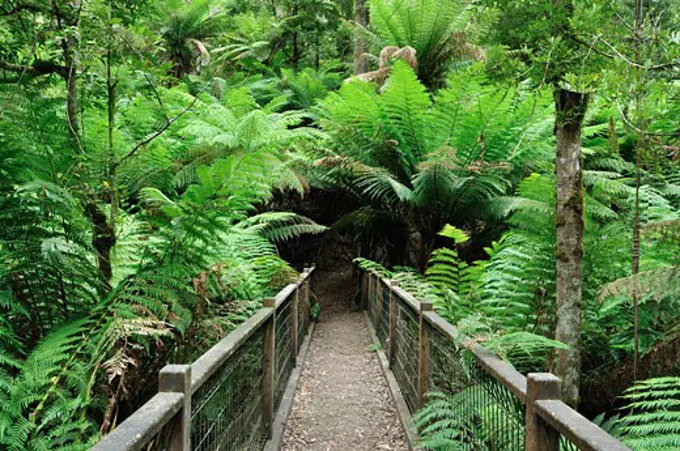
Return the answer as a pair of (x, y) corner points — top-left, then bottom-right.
(353, 0), (369, 75)
(85, 202), (116, 285)
(54, 0), (82, 144)
(552, 88), (588, 407)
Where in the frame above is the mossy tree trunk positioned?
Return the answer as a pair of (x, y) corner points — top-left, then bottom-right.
(353, 0), (369, 75)
(552, 88), (588, 407)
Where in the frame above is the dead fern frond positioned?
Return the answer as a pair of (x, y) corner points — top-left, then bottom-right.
(598, 266), (680, 301)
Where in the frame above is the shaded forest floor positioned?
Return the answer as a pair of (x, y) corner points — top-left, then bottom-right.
(280, 265), (408, 450)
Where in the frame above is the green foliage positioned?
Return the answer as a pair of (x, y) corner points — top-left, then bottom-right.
(1, 0), (679, 448)
(617, 377), (680, 451)
(321, 63), (554, 263)
(157, 0), (227, 77)
(413, 388), (524, 451)
(369, 0), (495, 88)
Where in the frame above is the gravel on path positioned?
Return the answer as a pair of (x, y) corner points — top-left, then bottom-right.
(281, 267), (409, 451)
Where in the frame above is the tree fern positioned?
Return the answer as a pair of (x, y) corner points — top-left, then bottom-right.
(368, 0), (491, 88)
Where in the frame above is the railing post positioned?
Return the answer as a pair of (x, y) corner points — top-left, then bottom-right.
(159, 364), (191, 451)
(388, 280), (397, 368)
(417, 301), (433, 409)
(291, 286), (299, 366)
(262, 297), (276, 438)
(375, 276), (383, 330)
(526, 373), (561, 451)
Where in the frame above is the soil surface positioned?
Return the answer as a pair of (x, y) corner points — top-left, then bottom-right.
(281, 266), (408, 450)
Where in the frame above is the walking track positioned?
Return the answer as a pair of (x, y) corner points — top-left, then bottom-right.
(281, 267), (408, 450)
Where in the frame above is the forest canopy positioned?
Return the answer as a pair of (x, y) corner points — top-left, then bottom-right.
(0, 0), (678, 449)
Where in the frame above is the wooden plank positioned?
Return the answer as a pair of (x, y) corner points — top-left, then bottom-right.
(391, 285), (420, 312)
(191, 307), (273, 391)
(291, 287), (299, 366)
(536, 400), (632, 451)
(388, 281), (397, 367)
(423, 310), (460, 341)
(275, 283), (297, 308)
(470, 343), (528, 403)
(91, 393), (184, 451)
(262, 297), (276, 438)
(375, 276), (384, 336)
(417, 301), (433, 409)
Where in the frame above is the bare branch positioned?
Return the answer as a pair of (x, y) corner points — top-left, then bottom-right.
(0, 60), (67, 79)
(615, 99), (680, 137)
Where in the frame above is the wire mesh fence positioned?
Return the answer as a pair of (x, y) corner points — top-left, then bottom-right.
(274, 295), (294, 412)
(559, 435), (581, 451)
(139, 412), (182, 451)
(353, 266), (631, 451)
(426, 321), (526, 450)
(391, 294), (420, 413)
(190, 327), (267, 451)
(94, 267), (318, 451)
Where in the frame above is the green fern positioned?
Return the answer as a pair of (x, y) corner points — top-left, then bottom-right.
(617, 377), (680, 451)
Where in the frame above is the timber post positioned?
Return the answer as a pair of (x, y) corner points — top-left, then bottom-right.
(526, 373), (562, 451)
(158, 364), (191, 451)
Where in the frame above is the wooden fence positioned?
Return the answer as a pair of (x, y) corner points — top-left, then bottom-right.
(360, 268), (632, 451)
(93, 265), (315, 451)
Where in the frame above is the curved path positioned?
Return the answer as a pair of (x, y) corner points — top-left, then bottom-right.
(281, 267), (408, 450)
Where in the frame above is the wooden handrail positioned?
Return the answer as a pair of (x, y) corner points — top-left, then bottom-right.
(95, 265), (316, 451)
(191, 307), (274, 392)
(92, 392), (184, 451)
(536, 400), (632, 451)
(356, 264), (629, 451)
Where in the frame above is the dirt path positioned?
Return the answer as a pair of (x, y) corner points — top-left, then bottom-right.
(281, 267), (408, 450)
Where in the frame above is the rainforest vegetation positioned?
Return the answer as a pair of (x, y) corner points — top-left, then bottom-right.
(0, 0), (678, 449)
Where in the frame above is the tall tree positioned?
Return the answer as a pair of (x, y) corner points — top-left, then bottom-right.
(0, 1), (82, 144)
(488, 0), (605, 406)
(553, 87), (588, 405)
(353, 0), (369, 74)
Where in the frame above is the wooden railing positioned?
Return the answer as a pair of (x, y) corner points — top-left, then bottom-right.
(93, 265), (315, 451)
(359, 267), (631, 451)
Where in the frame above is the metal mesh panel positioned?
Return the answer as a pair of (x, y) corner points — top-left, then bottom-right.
(190, 327), (266, 451)
(138, 412), (182, 451)
(558, 436), (581, 451)
(274, 296), (294, 412)
(427, 323), (526, 451)
(368, 276), (378, 326)
(392, 295), (420, 413)
(377, 282), (390, 347)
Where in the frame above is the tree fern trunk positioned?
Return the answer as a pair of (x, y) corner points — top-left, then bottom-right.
(353, 0), (369, 75)
(552, 88), (588, 407)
